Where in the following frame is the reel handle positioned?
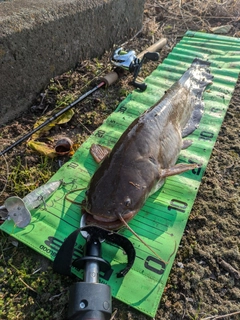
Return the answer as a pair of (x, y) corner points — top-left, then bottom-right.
(129, 51), (160, 91)
(144, 52), (160, 61)
(130, 80), (147, 91)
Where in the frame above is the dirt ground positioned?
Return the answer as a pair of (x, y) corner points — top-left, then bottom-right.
(0, 0), (240, 319)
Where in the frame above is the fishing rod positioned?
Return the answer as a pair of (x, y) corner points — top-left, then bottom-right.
(0, 83), (105, 157)
(0, 38), (167, 157)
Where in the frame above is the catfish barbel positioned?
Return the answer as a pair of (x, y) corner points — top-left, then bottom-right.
(81, 58), (213, 230)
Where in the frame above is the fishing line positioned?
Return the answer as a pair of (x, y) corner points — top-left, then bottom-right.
(64, 187), (87, 205)
(117, 213), (168, 265)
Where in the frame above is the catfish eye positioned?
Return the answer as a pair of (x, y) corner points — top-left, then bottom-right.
(124, 197), (131, 207)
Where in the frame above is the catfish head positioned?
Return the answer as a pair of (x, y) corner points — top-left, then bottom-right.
(81, 153), (154, 230)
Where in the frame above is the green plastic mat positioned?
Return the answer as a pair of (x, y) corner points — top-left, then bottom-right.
(1, 31), (240, 317)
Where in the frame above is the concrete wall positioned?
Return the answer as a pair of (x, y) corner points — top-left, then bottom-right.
(0, 0), (144, 125)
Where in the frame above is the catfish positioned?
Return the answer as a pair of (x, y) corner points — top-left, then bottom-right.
(81, 58), (213, 230)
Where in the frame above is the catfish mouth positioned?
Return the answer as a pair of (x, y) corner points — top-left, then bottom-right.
(82, 209), (135, 230)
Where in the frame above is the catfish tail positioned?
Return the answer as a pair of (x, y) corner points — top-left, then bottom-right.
(180, 58), (214, 137)
(179, 58), (214, 90)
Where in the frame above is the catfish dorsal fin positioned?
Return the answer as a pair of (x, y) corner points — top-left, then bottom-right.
(160, 162), (200, 178)
(90, 143), (111, 163)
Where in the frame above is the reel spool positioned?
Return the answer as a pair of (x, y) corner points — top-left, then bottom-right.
(111, 48), (137, 70)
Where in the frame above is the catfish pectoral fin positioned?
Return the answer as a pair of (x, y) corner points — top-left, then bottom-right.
(160, 162), (199, 178)
(90, 143), (111, 163)
(182, 139), (193, 150)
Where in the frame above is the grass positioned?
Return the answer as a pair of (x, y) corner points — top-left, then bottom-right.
(7, 156), (54, 197)
(0, 155), (62, 318)
(0, 235), (72, 319)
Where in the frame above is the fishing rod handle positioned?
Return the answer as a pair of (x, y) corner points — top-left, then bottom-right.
(137, 38), (167, 59)
(99, 71), (119, 87)
(100, 38), (167, 87)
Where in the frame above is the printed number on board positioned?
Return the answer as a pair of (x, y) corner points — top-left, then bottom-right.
(198, 130), (214, 142)
(95, 130), (106, 138)
(144, 256), (166, 275)
(168, 199), (188, 213)
(117, 106), (127, 113)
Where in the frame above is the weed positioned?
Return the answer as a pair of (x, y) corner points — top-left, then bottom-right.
(7, 156), (55, 197)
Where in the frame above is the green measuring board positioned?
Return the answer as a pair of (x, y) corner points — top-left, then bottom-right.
(1, 31), (240, 317)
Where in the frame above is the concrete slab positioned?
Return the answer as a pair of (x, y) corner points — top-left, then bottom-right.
(0, 0), (144, 125)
